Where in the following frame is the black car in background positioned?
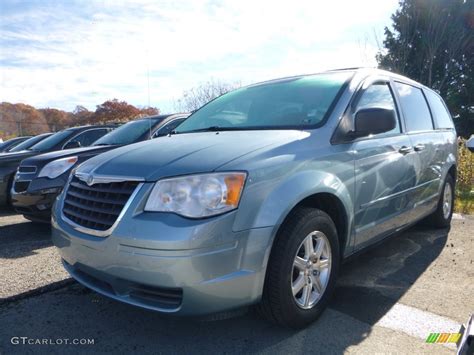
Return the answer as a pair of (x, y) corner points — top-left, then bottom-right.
(2, 133), (53, 154)
(0, 136), (32, 153)
(0, 125), (115, 207)
(12, 114), (188, 222)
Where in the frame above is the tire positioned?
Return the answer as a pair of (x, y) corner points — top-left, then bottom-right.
(258, 207), (340, 328)
(427, 174), (455, 228)
(6, 176), (14, 207)
(23, 214), (51, 224)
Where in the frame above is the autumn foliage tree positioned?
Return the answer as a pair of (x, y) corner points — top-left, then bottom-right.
(71, 105), (93, 124)
(0, 102), (49, 136)
(92, 99), (141, 123)
(39, 108), (71, 132)
(0, 100), (160, 140)
(91, 99), (159, 123)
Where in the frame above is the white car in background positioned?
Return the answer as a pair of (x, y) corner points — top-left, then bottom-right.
(467, 135), (474, 153)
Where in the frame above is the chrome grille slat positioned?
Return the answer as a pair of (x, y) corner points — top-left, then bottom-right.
(63, 176), (139, 232)
(64, 199), (121, 216)
(66, 188), (129, 205)
(69, 181), (136, 195)
(63, 206), (116, 225)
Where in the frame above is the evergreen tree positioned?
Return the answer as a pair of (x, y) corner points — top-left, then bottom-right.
(377, 0), (473, 137)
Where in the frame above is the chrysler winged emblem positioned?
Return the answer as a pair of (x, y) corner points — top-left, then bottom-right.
(76, 172), (95, 186)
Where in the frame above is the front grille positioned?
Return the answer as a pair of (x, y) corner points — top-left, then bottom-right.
(14, 180), (30, 193)
(63, 176), (139, 232)
(18, 166), (37, 173)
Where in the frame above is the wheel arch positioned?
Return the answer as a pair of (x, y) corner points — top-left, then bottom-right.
(273, 192), (351, 261)
(447, 164), (456, 183)
(256, 190), (352, 313)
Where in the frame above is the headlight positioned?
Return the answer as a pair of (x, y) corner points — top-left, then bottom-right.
(144, 172), (247, 218)
(38, 156), (78, 179)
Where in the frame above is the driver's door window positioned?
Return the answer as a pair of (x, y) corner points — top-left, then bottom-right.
(355, 83), (400, 136)
(66, 128), (109, 148)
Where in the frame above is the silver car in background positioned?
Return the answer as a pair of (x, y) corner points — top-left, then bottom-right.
(52, 68), (457, 328)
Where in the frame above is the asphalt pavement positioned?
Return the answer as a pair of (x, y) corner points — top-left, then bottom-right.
(0, 209), (472, 354)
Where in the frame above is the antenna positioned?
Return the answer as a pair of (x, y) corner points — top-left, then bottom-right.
(147, 59), (151, 107)
(147, 54), (152, 139)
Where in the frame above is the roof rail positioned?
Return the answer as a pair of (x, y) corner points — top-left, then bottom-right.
(326, 67), (374, 71)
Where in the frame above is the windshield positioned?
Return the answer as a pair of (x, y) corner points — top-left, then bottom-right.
(175, 72), (351, 133)
(9, 134), (51, 152)
(93, 118), (161, 146)
(29, 130), (72, 152)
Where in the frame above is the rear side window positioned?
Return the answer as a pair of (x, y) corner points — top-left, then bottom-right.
(355, 83), (400, 136)
(395, 82), (433, 132)
(424, 90), (454, 129)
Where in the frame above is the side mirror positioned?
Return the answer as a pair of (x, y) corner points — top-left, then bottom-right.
(154, 130), (170, 138)
(351, 107), (396, 138)
(467, 136), (474, 153)
(64, 141), (81, 149)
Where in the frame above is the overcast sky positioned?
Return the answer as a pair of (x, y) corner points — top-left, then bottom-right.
(0, 0), (399, 113)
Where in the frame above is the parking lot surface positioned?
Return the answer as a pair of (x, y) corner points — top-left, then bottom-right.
(0, 210), (472, 354)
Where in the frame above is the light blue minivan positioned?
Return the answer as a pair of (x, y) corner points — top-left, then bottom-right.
(52, 68), (457, 328)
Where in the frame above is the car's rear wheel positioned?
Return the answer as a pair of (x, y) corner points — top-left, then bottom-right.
(258, 207), (340, 328)
(427, 174), (455, 228)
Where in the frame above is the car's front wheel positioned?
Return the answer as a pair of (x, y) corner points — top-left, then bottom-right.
(258, 207), (340, 328)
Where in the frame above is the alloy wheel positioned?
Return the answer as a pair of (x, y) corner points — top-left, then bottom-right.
(291, 231), (331, 309)
(442, 182), (453, 219)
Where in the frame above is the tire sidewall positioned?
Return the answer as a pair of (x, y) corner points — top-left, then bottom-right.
(440, 174), (455, 224)
(278, 211), (340, 327)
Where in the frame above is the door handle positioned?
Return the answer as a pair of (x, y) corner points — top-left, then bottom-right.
(398, 146), (413, 155)
(414, 144), (425, 152)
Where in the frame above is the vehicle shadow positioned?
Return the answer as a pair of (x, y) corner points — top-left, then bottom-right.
(0, 220), (52, 258)
(331, 223), (449, 325)
(0, 207), (17, 217)
(0, 224), (449, 354)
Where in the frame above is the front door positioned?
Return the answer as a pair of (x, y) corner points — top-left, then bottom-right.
(352, 80), (418, 250)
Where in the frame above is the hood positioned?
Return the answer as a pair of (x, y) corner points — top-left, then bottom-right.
(77, 130), (308, 181)
(0, 150), (37, 164)
(21, 145), (115, 167)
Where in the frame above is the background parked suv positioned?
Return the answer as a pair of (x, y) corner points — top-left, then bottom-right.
(0, 125), (115, 207)
(12, 114), (188, 222)
(0, 136), (32, 153)
(1, 133), (53, 154)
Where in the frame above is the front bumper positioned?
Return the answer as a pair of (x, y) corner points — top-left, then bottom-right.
(52, 184), (274, 315)
(0, 169), (16, 206)
(0, 180), (9, 206)
(11, 172), (67, 221)
(11, 189), (60, 221)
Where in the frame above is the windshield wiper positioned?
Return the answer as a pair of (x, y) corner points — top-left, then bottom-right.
(173, 126), (243, 134)
(93, 143), (113, 146)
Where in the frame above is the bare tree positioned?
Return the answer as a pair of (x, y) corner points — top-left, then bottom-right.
(175, 79), (241, 112)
